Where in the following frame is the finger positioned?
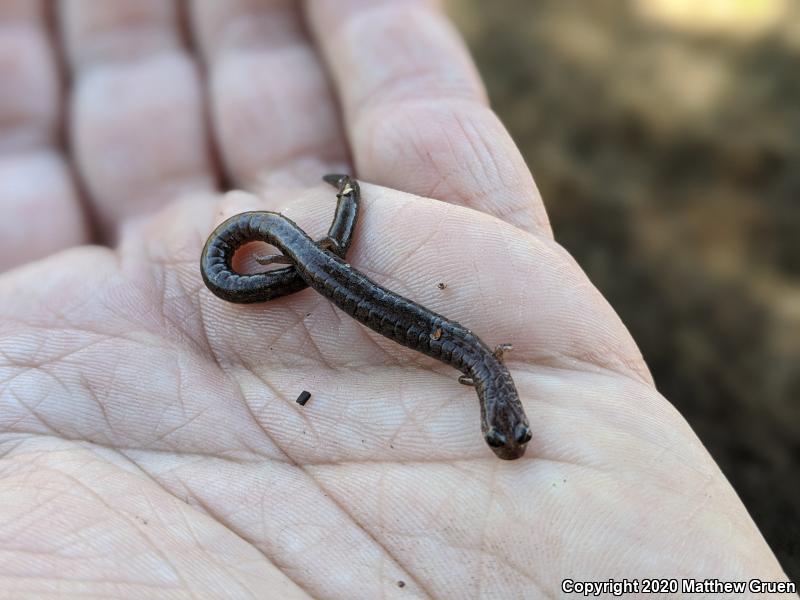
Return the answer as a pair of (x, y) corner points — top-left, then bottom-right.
(305, 0), (551, 235)
(0, 1), (88, 271)
(190, 0), (349, 190)
(59, 0), (217, 236)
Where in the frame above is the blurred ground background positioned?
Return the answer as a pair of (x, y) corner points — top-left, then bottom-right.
(446, 0), (799, 580)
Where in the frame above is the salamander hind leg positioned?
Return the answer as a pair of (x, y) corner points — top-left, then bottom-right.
(493, 344), (513, 361)
(318, 236), (345, 255)
(255, 253), (294, 266)
(323, 173), (347, 187)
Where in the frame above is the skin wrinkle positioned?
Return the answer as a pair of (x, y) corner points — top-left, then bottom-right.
(394, 209), (446, 270)
(358, 98), (540, 225)
(1, 579), (186, 597)
(357, 98), (506, 199)
(273, 308), (333, 369)
(191, 315), (434, 596)
(76, 373), (117, 439)
(25, 333), (117, 368)
(450, 539), (554, 599)
(280, 414), (323, 458)
(37, 465), (192, 594)
(0, 401), (31, 434)
(359, 487), (557, 598)
(450, 108), (497, 190)
(438, 180), (534, 230)
(0, 480), (77, 550)
(175, 350), (190, 418)
(96, 348), (155, 443)
(506, 351), (651, 388)
(190, 397), (434, 598)
(268, 520), (311, 595)
(173, 499), (264, 599)
(301, 456), (600, 471)
(403, 388), (464, 450)
(4, 443), (290, 598)
(31, 364), (69, 402)
(196, 304), (340, 414)
(157, 289), (219, 356)
(377, 463), (389, 583)
(641, 440), (717, 483)
(499, 221), (525, 337)
(679, 476), (717, 535)
(6, 387), (62, 438)
(0, 436), (25, 461)
(179, 308), (299, 459)
(491, 197), (550, 233)
(142, 246), (222, 356)
(383, 378), (416, 450)
(146, 405), (211, 448)
(247, 368), (320, 447)
(302, 366), (398, 454)
(423, 164), (455, 205)
(154, 255), (184, 339)
(386, 506), (552, 597)
(383, 400), (425, 453)
(624, 446), (717, 496)
(475, 460), (497, 599)
(352, 70), (483, 119)
(453, 111), (537, 227)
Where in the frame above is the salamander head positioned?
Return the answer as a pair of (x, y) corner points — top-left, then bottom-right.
(484, 420), (532, 460)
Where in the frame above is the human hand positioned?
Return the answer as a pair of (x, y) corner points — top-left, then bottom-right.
(0, 1), (788, 598)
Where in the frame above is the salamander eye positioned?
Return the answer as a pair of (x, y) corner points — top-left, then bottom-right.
(514, 423), (532, 444)
(485, 427), (508, 448)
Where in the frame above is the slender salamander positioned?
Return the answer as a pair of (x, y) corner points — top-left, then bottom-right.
(200, 175), (531, 459)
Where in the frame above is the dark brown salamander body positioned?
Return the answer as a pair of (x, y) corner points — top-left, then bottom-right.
(201, 175), (359, 303)
(200, 175), (531, 459)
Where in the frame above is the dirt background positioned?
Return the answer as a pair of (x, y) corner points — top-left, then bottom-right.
(446, 0), (799, 580)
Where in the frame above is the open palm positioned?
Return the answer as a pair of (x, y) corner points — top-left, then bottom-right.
(0, 2), (787, 598)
